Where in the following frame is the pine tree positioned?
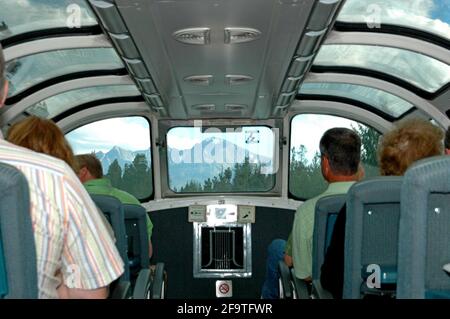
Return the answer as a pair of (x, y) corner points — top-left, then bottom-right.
(106, 159), (123, 189)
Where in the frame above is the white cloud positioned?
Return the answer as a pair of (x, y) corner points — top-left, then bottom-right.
(167, 135), (201, 151)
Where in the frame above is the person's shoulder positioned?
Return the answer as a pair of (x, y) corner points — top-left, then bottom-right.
(111, 187), (140, 205)
(0, 140), (68, 174)
(299, 191), (326, 209)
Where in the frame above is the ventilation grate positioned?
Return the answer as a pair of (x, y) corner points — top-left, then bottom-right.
(201, 227), (244, 270)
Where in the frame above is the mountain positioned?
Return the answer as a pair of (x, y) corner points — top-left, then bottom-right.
(96, 146), (151, 175)
(96, 138), (273, 189)
(167, 137), (273, 189)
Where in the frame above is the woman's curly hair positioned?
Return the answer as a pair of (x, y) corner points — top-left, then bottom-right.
(378, 118), (444, 176)
(7, 116), (76, 171)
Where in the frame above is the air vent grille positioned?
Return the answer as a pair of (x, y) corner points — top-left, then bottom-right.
(201, 227), (244, 270)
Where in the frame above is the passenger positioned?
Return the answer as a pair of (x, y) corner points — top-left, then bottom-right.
(7, 116), (76, 171)
(74, 154), (154, 258)
(0, 44), (124, 298)
(320, 118), (444, 299)
(261, 128), (362, 298)
(7, 116), (115, 240)
(445, 126), (450, 155)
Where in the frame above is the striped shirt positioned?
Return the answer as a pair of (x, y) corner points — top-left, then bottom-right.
(0, 139), (124, 298)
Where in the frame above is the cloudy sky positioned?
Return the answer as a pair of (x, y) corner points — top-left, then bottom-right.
(339, 0), (450, 40)
(67, 116), (277, 164)
(290, 114), (366, 162)
(0, 0), (96, 40)
(167, 126), (275, 158)
(66, 117), (151, 154)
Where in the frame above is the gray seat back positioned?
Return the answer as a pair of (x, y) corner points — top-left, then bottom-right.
(312, 194), (346, 281)
(91, 194), (130, 281)
(0, 163), (38, 298)
(344, 177), (402, 299)
(123, 204), (150, 272)
(397, 156), (450, 299)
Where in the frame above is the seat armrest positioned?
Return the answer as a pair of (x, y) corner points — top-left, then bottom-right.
(290, 268), (310, 299)
(133, 269), (151, 299)
(278, 260), (293, 299)
(151, 263), (166, 299)
(312, 280), (334, 299)
(110, 280), (131, 299)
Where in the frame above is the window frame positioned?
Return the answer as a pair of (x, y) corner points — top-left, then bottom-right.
(65, 114), (155, 202)
(159, 119), (283, 198)
(287, 112), (382, 201)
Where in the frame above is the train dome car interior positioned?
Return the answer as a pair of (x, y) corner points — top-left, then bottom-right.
(0, 0), (449, 299)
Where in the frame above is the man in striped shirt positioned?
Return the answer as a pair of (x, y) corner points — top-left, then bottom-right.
(0, 44), (124, 298)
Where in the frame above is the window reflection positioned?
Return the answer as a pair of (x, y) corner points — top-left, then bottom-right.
(314, 45), (450, 93)
(27, 85), (141, 119)
(6, 48), (124, 97)
(338, 0), (450, 41)
(299, 83), (414, 118)
(0, 0), (97, 41)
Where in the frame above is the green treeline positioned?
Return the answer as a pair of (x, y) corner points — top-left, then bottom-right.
(105, 153), (153, 199)
(289, 124), (380, 199)
(176, 157), (275, 193)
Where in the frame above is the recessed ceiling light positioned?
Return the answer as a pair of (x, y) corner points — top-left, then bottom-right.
(173, 28), (211, 45)
(224, 27), (261, 44)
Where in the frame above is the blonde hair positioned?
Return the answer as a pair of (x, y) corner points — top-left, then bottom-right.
(7, 116), (76, 170)
(378, 118), (444, 176)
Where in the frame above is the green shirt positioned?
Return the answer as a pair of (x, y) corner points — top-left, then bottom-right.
(84, 178), (153, 239)
(286, 182), (355, 279)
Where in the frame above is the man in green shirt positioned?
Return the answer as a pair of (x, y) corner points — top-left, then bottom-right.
(75, 154), (154, 258)
(261, 128), (362, 298)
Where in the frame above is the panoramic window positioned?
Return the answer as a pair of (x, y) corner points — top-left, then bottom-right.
(299, 83), (414, 118)
(6, 48), (124, 98)
(0, 0), (97, 41)
(313, 44), (450, 93)
(26, 85), (141, 119)
(66, 117), (153, 200)
(338, 0), (450, 41)
(290, 114), (380, 200)
(167, 126), (276, 193)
